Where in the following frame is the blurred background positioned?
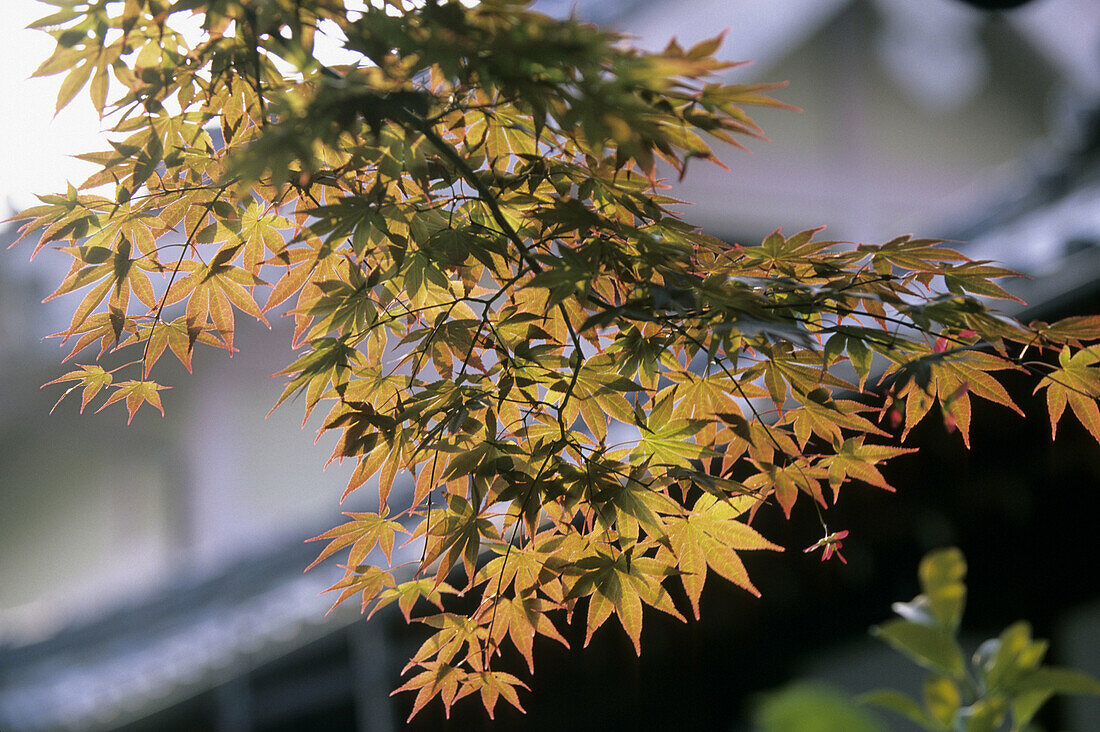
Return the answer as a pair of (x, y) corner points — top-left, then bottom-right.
(2, 0), (1100, 729)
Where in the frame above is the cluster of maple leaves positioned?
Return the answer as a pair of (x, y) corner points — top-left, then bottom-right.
(15, 0), (1100, 719)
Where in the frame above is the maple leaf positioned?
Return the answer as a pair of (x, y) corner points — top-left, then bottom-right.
(629, 390), (717, 469)
(409, 613), (487, 670)
(392, 661), (466, 721)
(120, 318), (224, 376)
(370, 578), (455, 622)
(818, 437), (916, 502)
(320, 565), (393, 615)
(43, 364), (112, 413)
(272, 337), (366, 416)
(1035, 346), (1100, 442)
(49, 313), (130, 363)
(481, 594), (570, 673)
(418, 494), (501, 584)
(239, 201), (292, 273)
(1030, 315), (1100, 348)
(306, 511), (406, 570)
(665, 494), (783, 618)
(474, 539), (563, 600)
(95, 380), (168, 424)
(886, 347), (1023, 447)
(743, 461), (826, 518)
(46, 234), (159, 342)
(162, 249), (268, 350)
(566, 549), (685, 654)
(760, 348), (854, 407)
(457, 670), (528, 719)
(781, 389), (888, 449)
(859, 236), (969, 274)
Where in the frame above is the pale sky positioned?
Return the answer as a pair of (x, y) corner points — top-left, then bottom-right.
(0, 1), (383, 218)
(0, 1), (111, 215)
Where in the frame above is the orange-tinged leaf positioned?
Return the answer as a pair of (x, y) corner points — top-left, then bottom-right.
(1046, 377), (1068, 440)
(306, 511), (406, 570)
(615, 577), (644, 655)
(263, 259), (315, 312)
(584, 587), (614, 649)
(392, 662), (466, 721)
(95, 380), (168, 424)
(43, 364), (112, 414)
(666, 494), (782, 616)
(64, 278), (113, 339)
(774, 471), (798, 518)
(49, 313), (130, 362)
(818, 437), (916, 501)
(320, 565), (392, 614)
(666, 518), (708, 619)
(371, 578), (455, 622)
(460, 670), (528, 719)
(1032, 315), (1100, 345)
(482, 595), (569, 673)
(1068, 392), (1100, 444)
(1035, 346), (1100, 442)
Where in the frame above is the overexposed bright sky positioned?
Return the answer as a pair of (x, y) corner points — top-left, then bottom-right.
(0, 1), (382, 217)
(0, 0), (111, 215)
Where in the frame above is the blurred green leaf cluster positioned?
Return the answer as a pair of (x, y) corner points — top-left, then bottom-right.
(755, 549), (1100, 732)
(864, 548), (1100, 730)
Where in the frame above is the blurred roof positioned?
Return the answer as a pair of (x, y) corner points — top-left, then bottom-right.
(538, 0), (1100, 259)
(539, 0), (1100, 99)
(0, 539), (354, 732)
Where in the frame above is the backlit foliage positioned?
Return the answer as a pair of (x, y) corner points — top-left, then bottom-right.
(15, 0), (1100, 719)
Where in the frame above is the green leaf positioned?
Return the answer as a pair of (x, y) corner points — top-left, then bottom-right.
(55, 60), (93, 114)
(1019, 665), (1100, 695)
(923, 676), (961, 727)
(977, 621), (1047, 692)
(858, 689), (938, 729)
(1011, 666), (1100, 725)
(872, 619), (967, 679)
(918, 547), (967, 632)
(958, 697), (1005, 732)
(753, 682), (888, 732)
